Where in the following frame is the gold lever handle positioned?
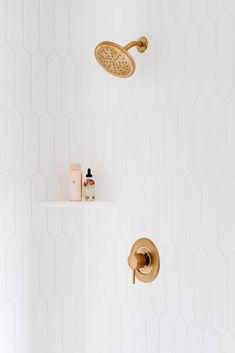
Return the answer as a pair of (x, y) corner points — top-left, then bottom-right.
(128, 253), (147, 284)
(132, 269), (135, 284)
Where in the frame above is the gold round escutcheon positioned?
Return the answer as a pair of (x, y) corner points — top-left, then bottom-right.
(128, 238), (160, 284)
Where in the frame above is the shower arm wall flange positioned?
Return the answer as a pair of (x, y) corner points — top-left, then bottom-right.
(124, 36), (148, 53)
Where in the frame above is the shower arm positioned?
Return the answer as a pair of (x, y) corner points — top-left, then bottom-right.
(123, 37), (148, 53)
(124, 41), (143, 51)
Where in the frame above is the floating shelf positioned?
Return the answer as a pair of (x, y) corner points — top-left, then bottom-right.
(37, 200), (115, 209)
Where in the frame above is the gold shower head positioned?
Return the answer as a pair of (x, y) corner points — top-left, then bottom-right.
(94, 36), (148, 78)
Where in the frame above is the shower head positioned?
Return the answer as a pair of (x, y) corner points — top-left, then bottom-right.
(94, 36), (148, 78)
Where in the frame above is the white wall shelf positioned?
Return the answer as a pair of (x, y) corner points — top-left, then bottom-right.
(37, 200), (115, 209)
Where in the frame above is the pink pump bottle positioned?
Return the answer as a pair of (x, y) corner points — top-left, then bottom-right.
(69, 163), (82, 201)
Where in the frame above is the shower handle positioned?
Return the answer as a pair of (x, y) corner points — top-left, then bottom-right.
(128, 252), (149, 284)
(128, 238), (160, 284)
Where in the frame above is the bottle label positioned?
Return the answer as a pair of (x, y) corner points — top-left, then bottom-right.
(83, 179), (95, 201)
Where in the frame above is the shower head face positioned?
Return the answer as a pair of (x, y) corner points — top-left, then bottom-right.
(95, 41), (136, 78)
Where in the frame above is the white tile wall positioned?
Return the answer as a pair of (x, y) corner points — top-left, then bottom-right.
(0, 0), (235, 352)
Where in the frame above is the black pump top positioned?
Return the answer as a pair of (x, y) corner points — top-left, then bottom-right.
(86, 168), (93, 178)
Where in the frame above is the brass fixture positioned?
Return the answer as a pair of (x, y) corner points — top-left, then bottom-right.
(128, 238), (160, 284)
(94, 36), (148, 78)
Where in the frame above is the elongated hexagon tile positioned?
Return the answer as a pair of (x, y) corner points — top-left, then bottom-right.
(23, 0), (39, 52)
(83, 223), (104, 297)
(39, 113), (55, 177)
(208, 0), (224, 20)
(129, 69), (145, 113)
(146, 310), (159, 353)
(7, 110), (23, 176)
(193, 97), (211, 178)
(124, 110), (141, 174)
(39, 0), (54, 55)
(48, 55), (62, 117)
(15, 174), (31, 238)
(0, 301), (15, 353)
(31, 296), (47, 353)
(170, 30), (185, 104)
(32, 52), (47, 116)
(0, 172), (15, 242)
(70, 1), (90, 60)
(23, 112), (39, 177)
(173, 317), (187, 353)
(0, 1), (6, 46)
(76, 60), (90, 117)
(47, 294), (63, 353)
(188, 322), (203, 353)
(6, 237), (23, 304)
(184, 24), (200, 102)
(192, 0), (207, 25)
(186, 176), (202, 252)
(132, 306), (146, 353)
(227, 90), (235, 177)
(218, 174), (235, 256)
(68, 116), (83, 164)
(159, 313), (173, 353)
(69, 227), (84, 295)
(165, 244), (179, 319)
(175, 0), (191, 29)
(211, 250), (227, 334)
(164, 102), (179, 175)
(54, 0), (69, 57)
(6, 0), (23, 50)
(171, 175), (186, 249)
(15, 299), (31, 353)
(228, 254), (235, 336)
(199, 19), (216, 98)
(0, 110), (6, 170)
(47, 173), (62, 201)
(102, 112), (116, 173)
(180, 246), (194, 325)
(15, 49), (31, 114)
(120, 301), (133, 353)
(209, 94), (226, 176)
(225, 0), (235, 14)
(47, 209), (62, 238)
(82, 115), (94, 168)
(144, 174), (158, 236)
(101, 297), (121, 353)
(138, 109), (151, 175)
(31, 173), (47, 237)
(62, 57), (77, 119)
(221, 333), (235, 353)
(22, 236), (40, 301)
(149, 104), (164, 175)
(55, 234), (70, 297)
(195, 249), (210, 329)
(202, 179), (218, 254)
(204, 327), (220, 353)
(156, 58), (171, 108)
(157, 175), (171, 247)
(0, 244), (6, 300)
(39, 234), (55, 298)
(146, 2), (162, 38)
(54, 114), (69, 177)
(161, 0), (175, 35)
(216, 11), (234, 97)
(143, 41), (157, 108)
(0, 47), (14, 114)
(178, 99), (193, 176)
(85, 294), (106, 353)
